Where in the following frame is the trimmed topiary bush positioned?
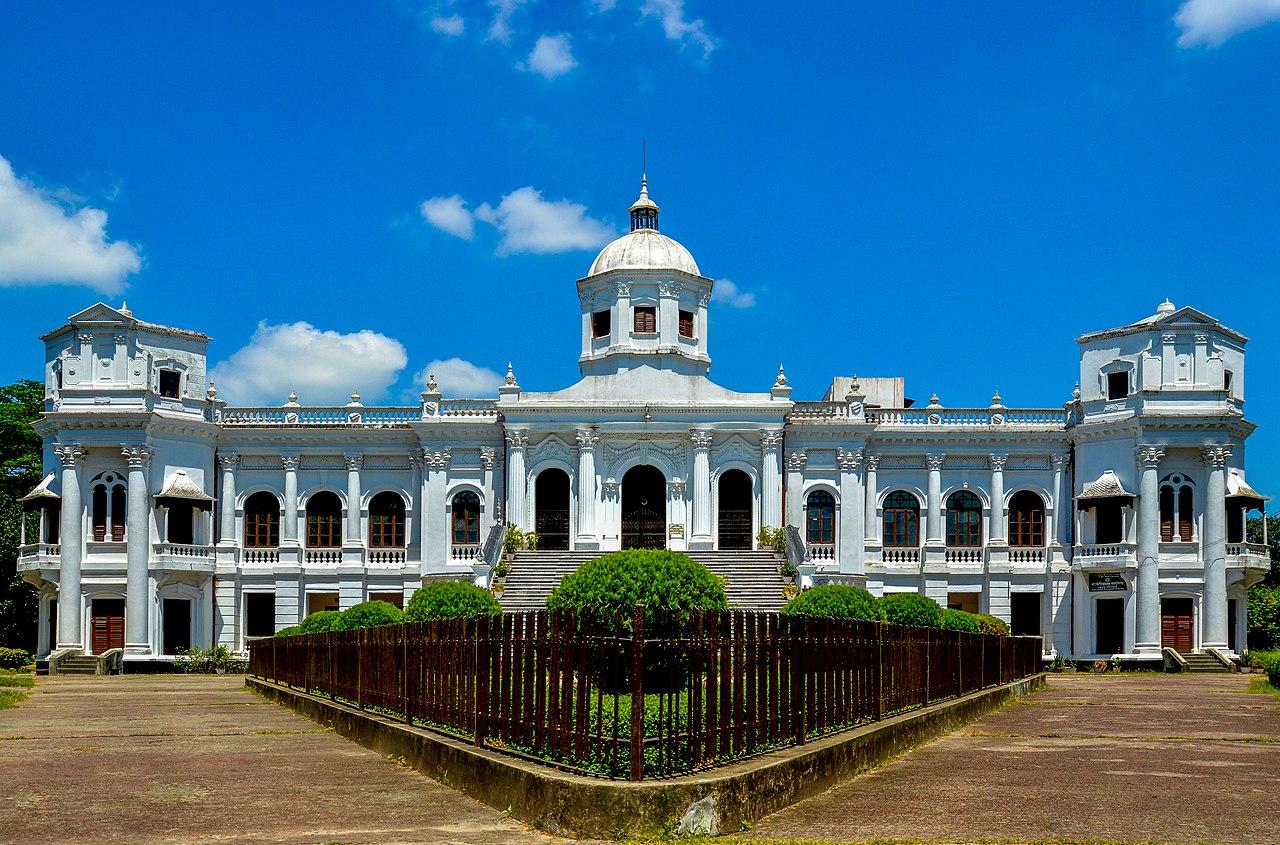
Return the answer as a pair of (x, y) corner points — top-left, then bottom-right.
(298, 610), (342, 634)
(976, 613), (1010, 636)
(405, 580), (502, 621)
(879, 593), (943, 628)
(940, 608), (981, 633)
(0, 647), (32, 670)
(781, 584), (884, 622)
(338, 600), (404, 630)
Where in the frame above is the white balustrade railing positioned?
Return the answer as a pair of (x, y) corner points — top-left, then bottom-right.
(882, 547), (920, 564)
(788, 402), (850, 420)
(439, 399), (499, 417)
(220, 406), (422, 426)
(304, 549), (341, 565)
(1009, 547), (1045, 564)
(450, 544), (482, 562)
(1075, 542), (1136, 558)
(242, 547), (280, 565)
(18, 542), (60, 560)
(1227, 542), (1269, 559)
(860, 407), (1067, 427)
(152, 542), (214, 560)
(945, 547), (983, 564)
(807, 543), (836, 562)
(368, 548), (406, 566)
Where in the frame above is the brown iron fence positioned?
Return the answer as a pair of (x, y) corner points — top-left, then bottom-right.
(248, 608), (1041, 780)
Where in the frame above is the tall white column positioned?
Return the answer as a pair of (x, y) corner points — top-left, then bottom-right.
(122, 445), (153, 655)
(785, 450), (807, 530)
(574, 429), (599, 548)
(988, 454), (1007, 545)
(1135, 445), (1165, 655)
(690, 429), (713, 545)
(1048, 453), (1067, 549)
(280, 453), (300, 547)
(217, 453), (238, 545)
(836, 448), (865, 574)
(480, 447), (497, 538)
(55, 444), (86, 649)
(1202, 445), (1231, 651)
(760, 429), (784, 530)
(925, 453), (945, 545)
(423, 448), (451, 571)
(343, 454), (363, 547)
(864, 453), (880, 545)
(505, 430), (528, 529)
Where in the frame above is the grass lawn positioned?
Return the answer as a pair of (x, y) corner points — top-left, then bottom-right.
(0, 669), (35, 709)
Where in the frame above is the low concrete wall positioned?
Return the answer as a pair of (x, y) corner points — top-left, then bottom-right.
(248, 673), (1045, 839)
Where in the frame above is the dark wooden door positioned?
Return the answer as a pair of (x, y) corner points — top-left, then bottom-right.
(534, 469), (570, 550)
(717, 469), (753, 550)
(91, 598), (125, 654)
(1161, 597), (1194, 653)
(163, 599), (191, 655)
(1095, 598), (1123, 655)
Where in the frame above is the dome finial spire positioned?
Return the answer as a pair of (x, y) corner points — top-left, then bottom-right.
(629, 156), (659, 232)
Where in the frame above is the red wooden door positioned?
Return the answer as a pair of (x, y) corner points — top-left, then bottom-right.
(91, 599), (125, 654)
(1161, 597), (1194, 653)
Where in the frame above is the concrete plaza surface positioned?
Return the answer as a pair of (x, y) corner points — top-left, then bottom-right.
(0, 674), (555, 845)
(745, 673), (1280, 845)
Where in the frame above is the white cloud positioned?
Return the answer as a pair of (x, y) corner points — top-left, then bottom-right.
(420, 194), (475, 239)
(641, 0), (715, 57)
(474, 186), (614, 254)
(487, 0), (527, 43)
(413, 358), (502, 397)
(1175, 0), (1280, 46)
(210, 321), (408, 406)
(430, 13), (465, 36)
(0, 153), (142, 294)
(711, 278), (756, 309)
(524, 34), (577, 79)
(591, 0), (617, 11)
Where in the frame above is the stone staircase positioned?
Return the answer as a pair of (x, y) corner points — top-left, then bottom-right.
(1177, 651), (1235, 673)
(55, 654), (103, 675)
(497, 549), (793, 613)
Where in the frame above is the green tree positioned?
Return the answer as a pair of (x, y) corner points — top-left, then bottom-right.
(1246, 515), (1279, 586)
(0, 380), (44, 650)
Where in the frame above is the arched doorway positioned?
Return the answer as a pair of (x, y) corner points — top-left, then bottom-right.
(717, 469), (753, 550)
(622, 465), (666, 549)
(534, 469), (570, 550)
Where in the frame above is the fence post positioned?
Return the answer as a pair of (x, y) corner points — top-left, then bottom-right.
(357, 628), (365, 711)
(629, 604), (645, 782)
(874, 622), (884, 721)
(329, 631), (336, 702)
(924, 628), (931, 706)
(403, 623), (411, 724)
(270, 636), (276, 683)
(474, 613), (490, 748)
(792, 615), (806, 746)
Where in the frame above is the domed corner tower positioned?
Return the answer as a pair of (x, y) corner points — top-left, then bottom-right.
(576, 175), (714, 378)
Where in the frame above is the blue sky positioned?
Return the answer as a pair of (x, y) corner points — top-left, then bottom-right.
(1, 1), (1278, 491)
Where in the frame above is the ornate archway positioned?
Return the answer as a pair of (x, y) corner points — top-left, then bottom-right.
(717, 469), (753, 550)
(621, 465), (666, 549)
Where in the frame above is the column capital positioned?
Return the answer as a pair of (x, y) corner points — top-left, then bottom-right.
(667, 479), (686, 496)
(925, 453), (946, 471)
(1135, 444), (1166, 467)
(575, 427), (600, 450)
(657, 280), (680, 298)
(217, 452), (240, 471)
(864, 452), (881, 472)
(1049, 453), (1069, 470)
(408, 451), (424, 470)
(343, 453), (364, 471)
(987, 453), (1008, 472)
(480, 446), (496, 469)
(759, 428), (784, 449)
(1201, 444), (1232, 468)
(53, 443), (86, 468)
(280, 452), (301, 472)
(613, 281), (631, 297)
(423, 448), (452, 469)
(836, 448), (863, 472)
(505, 428), (529, 449)
(785, 450), (808, 471)
(689, 428), (714, 450)
(120, 444), (152, 469)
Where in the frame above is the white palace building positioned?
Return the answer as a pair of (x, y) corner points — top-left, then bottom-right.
(18, 177), (1271, 667)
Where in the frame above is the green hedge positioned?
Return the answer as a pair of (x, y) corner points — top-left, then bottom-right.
(546, 549), (728, 630)
(298, 610), (342, 634)
(976, 613), (1010, 636)
(405, 580), (502, 621)
(1248, 584), (1280, 650)
(940, 608), (981, 633)
(0, 647), (31, 670)
(879, 593), (943, 628)
(781, 584), (884, 621)
(274, 625), (303, 638)
(337, 600), (404, 630)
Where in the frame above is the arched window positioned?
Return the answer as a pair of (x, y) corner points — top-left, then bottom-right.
(946, 490), (983, 547)
(90, 473), (127, 542)
(243, 492), (280, 548)
(1159, 475), (1195, 542)
(805, 490), (835, 545)
(368, 492), (406, 548)
(883, 491), (920, 547)
(451, 491), (480, 546)
(306, 491), (342, 548)
(1008, 491), (1045, 547)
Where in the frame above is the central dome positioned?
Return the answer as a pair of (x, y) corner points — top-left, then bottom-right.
(587, 228), (701, 277)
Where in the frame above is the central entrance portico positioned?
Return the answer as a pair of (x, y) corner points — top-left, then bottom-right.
(621, 465), (666, 549)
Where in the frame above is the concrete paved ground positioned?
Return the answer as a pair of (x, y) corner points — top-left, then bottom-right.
(0, 674), (556, 845)
(745, 673), (1280, 845)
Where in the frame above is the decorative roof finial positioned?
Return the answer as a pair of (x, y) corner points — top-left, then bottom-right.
(1157, 297), (1176, 316)
(427, 373), (438, 392)
(928, 392), (941, 408)
(1072, 382), (1081, 402)
(504, 361), (517, 386)
(119, 301), (133, 318)
(284, 389), (299, 407)
(629, 168), (659, 232)
(347, 389), (362, 407)
(206, 381), (218, 401)
(775, 364), (788, 387)
(991, 387), (1003, 408)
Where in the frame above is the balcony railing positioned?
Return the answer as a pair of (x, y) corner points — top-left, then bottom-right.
(219, 406), (423, 427)
(242, 547), (280, 565)
(1009, 547), (1046, 564)
(1073, 542), (1137, 567)
(450, 544), (482, 562)
(152, 543), (215, 570)
(1227, 542), (1270, 565)
(945, 547), (983, 564)
(808, 543), (836, 562)
(368, 548), (407, 566)
(304, 549), (342, 565)
(882, 547), (920, 564)
(16, 542), (60, 571)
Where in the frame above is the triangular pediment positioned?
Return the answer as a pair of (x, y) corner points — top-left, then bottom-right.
(67, 302), (135, 325)
(1155, 306), (1217, 326)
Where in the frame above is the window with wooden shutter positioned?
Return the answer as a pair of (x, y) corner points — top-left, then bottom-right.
(1159, 486), (1174, 542)
(592, 310), (611, 339)
(679, 309), (694, 338)
(1178, 485), (1193, 542)
(633, 306), (656, 334)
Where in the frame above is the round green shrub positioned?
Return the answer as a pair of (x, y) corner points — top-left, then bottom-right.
(940, 608), (981, 633)
(976, 613), (1010, 636)
(780, 584), (884, 621)
(405, 580), (502, 621)
(298, 610), (343, 634)
(274, 625), (303, 638)
(338, 600), (404, 630)
(0, 647), (32, 670)
(879, 593), (943, 628)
